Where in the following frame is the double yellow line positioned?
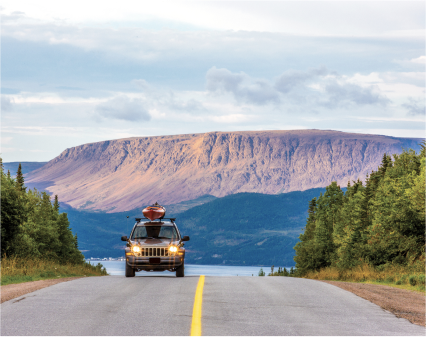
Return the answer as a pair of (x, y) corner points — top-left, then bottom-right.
(190, 275), (205, 336)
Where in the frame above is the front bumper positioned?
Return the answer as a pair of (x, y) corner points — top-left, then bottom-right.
(126, 255), (184, 271)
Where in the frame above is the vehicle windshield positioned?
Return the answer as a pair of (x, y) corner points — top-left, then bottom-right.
(131, 225), (178, 240)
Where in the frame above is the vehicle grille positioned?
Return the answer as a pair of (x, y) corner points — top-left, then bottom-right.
(135, 247), (170, 257)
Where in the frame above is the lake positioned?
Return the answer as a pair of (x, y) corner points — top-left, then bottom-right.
(92, 261), (290, 276)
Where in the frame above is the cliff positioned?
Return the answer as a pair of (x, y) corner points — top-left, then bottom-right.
(26, 130), (422, 212)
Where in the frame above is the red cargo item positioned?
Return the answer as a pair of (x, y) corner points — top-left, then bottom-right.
(142, 203), (166, 221)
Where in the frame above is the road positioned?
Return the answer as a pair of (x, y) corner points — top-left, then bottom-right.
(1, 275), (424, 336)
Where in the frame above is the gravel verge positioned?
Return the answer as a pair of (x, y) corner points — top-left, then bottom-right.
(321, 280), (425, 327)
(1, 277), (83, 303)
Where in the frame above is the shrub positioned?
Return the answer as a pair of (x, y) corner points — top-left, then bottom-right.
(409, 276), (417, 286)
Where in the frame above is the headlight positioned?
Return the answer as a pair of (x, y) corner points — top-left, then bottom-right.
(132, 245), (141, 254)
(169, 245), (178, 253)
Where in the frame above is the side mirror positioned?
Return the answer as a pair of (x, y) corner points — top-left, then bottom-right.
(182, 236), (190, 241)
(121, 236), (128, 241)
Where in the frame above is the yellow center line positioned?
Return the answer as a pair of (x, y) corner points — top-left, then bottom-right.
(190, 275), (205, 336)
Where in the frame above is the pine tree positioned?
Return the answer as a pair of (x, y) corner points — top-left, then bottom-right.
(420, 140), (425, 158)
(15, 163), (26, 192)
(53, 195), (60, 213)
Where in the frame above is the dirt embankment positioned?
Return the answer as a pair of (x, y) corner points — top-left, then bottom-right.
(321, 280), (425, 327)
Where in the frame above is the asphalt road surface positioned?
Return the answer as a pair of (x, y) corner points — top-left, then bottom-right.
(1, 275), (424, 336)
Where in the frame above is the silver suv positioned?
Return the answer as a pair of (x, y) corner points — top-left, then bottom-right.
(121, 218), (190, 277)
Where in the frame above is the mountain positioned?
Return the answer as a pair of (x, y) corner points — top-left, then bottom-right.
(63, 188), (327, 266)
(26, 130), (422, 212)
(3, 162), (48, 176)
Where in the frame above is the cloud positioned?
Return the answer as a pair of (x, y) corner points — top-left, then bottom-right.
(274, 67), (329, 94)
(410, 56), (426, 65)
(206, 66), (389, 109)
(95, 96), (151, 121)
(206, 67), (280, 105)
(321, 81), (389, 108)
(1, 95), (14, 111)
(402, 98), (425, 116)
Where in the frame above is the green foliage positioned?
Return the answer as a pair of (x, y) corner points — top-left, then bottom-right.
(0, 160), (85, 264)
(258, 268), (265, 276)
(294, 148), (425, 275)
(1, 257), (107, 286)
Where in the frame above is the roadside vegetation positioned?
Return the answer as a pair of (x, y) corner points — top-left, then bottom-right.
(1, 160), (108, 286)
(292, 144), (425, 292)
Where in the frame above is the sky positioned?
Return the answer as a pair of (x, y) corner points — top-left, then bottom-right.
(1, 0), (425, 162)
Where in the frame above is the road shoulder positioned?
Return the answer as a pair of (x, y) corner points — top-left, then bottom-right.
(321, 280), (425, 327)
(1, 277), (84, 303)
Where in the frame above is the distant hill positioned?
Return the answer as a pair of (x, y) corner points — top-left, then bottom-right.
(65, 187), (327, 266)
(26, 130), (422, 212)
(3, 162), (48, 176)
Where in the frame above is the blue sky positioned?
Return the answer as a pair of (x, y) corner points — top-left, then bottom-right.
(1, 0), (425, 162)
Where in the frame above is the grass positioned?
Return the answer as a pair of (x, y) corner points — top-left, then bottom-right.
(1, 256), (108, 286)
(301, 262), (425, 293)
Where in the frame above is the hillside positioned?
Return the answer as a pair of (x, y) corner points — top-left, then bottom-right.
(26, 130), (422, 212)
(64, 188), (327, 266)
(3, 162), (48, 176)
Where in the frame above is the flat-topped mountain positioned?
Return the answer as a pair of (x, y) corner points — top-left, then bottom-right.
(26, 130), (422, 212)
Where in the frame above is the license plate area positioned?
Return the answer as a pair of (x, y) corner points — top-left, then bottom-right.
(149, 258), (161, 264)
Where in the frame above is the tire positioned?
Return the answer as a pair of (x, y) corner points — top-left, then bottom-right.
(176, 261), (184, 277)
(125, 263), (135, 277)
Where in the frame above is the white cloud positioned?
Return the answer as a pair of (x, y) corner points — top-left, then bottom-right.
(410, 56), (426, 65)
(206, 66), (389, 109)
(206, 67), (280, 105)
(402, 98), (426, 116)
(1, 1), (424, 36)
(1, 95), (14, 111)
(95, 96), (151, 122)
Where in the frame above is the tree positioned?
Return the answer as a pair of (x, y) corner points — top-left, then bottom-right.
(53, 195), (60, 214)
(1, 166), (24, 256)
(15, 163), (26, 192)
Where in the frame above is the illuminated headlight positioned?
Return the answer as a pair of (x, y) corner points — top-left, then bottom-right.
(132, 245), (141, 254)
(169, 245), (178, 253)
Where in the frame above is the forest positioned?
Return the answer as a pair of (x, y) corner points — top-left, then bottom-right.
(294, 145), (425, 287)
(1, 160), (106, 285)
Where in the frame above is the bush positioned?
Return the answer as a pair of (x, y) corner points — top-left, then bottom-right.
(258, 268), (265, 276)
(409, 276), (417, 286)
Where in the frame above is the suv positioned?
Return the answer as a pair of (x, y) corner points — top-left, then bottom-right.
(121, 218), (190, 277)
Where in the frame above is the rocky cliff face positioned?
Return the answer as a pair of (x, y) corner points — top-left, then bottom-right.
(26, 130), (422, 212)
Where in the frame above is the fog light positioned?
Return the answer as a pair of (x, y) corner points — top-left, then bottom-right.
(132, 245), (141, 254)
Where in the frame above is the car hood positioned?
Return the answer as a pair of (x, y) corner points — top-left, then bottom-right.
(130, 239), (179, 246)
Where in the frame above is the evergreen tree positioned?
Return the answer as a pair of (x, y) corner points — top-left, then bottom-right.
(419, 140), (425, 158)
(294, 147), (425, 273)
(15, 163), (26, 192)
(53, 195), (60, 213)
(1, 165), (24, 256)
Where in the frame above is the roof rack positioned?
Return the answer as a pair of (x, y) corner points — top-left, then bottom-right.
(135, 217), (176, 222)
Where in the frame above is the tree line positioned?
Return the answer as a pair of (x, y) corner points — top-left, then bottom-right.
(1, 160), (84, 264)
(294, 145), (425, 274)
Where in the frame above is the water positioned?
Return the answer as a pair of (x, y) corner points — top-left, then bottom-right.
(92, 261), (285, 277)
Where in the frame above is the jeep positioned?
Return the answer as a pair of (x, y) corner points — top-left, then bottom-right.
(121, 217), (190, 277)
